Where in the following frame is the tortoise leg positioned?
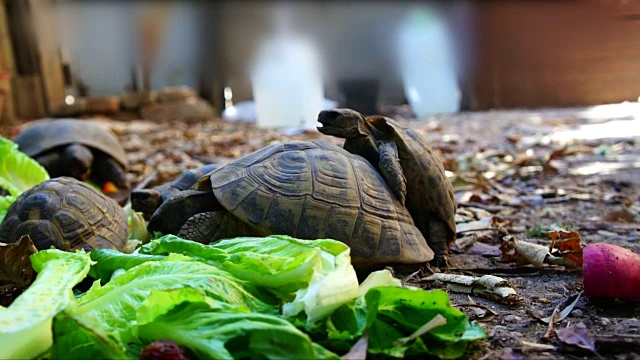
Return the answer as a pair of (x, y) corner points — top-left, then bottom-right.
(424, 217), (451, 268)
(376, 140), (407, 205)
(177, 211), (260, 244)
(148, 189), (221, 235)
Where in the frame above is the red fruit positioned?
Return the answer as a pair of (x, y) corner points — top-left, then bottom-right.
(583, 243), (640, 301)
(139, 340), (191, 360)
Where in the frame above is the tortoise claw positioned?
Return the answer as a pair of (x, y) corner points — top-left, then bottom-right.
(430, 255), (450, 270)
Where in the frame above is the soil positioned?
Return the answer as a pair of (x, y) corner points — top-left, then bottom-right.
(2, 103), (639, 359)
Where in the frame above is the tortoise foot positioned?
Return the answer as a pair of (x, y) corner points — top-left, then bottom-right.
(430, 255), (450, 270)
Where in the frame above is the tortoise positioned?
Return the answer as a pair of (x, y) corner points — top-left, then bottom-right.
(13, 119), (130, 204)
(317, 109), (456, 267)
(0, 177), (128, 251)
(131, 163), (219, 220)
(147, 141), (434, 269)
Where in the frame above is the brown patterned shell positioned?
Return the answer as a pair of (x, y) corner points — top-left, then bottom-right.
(207, 141), (434, 267)
(13, 118), (128, 168)
(0, 177), (128, 251)
(368, 116), (457, 246)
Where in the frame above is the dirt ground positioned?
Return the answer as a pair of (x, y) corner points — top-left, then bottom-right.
(2, 103), (639, 359)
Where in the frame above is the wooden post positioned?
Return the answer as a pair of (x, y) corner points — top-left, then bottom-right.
(29, 0), (66, 114)
(0, 0), (16, 124)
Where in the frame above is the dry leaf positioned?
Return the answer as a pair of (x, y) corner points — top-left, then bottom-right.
(0, 235), (38, 307)
(541, 291), (583, 324)
(603, 208), (637, 223)
(555, 322), (596, 352)
(549, 230), (584, 267)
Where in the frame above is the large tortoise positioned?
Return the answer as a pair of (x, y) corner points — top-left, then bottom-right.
(14, 119), (130, 204)
(131, 163), (219, 220)
(317, 109), (456, 267)
(0, 177), (128, 251)
(147, 141), (434, 269)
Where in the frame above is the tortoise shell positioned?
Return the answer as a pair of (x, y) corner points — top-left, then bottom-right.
(14, 119), (128, 168)
(203, 140), (434, 267)
(367, 116), (457, 244)
(0, 177), (128, 251)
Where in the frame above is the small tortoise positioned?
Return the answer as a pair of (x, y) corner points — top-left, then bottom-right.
(131, 163), (219, 220)
(0, 177), (128, 251)
(14, 119), (130, 203)
(147, 141), (433, 269)
(317, 109), (456, 267)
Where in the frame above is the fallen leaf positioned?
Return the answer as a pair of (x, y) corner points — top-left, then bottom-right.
(549, 230), (584, 267)
(456, 218), (493, 234)
(457, 303), (498, 322)
(541, 291), (584, 324)
(555, 322), (596, 352)
(0, 235), (38, 306)
(501, 235), (580, 269)
(603, 208), (637, 223)
(520, 341), (557, 352)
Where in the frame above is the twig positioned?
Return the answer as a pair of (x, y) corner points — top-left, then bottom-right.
(458, 202), (512, 213)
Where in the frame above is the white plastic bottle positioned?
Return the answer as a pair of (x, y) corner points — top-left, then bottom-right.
(395, 7), (460, 118)
(250, 8), (325, 129)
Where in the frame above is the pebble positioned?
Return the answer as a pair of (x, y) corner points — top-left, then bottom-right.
(504, 315), (522, 323)
(571, 309), (584, 317)
(622, 318), (640, 330)
(599, 317), (612, 326)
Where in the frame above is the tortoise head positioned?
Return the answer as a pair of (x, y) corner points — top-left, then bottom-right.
(130, 188), (164, 220)
(317, 108), (367, 139)
(62, 144), (93, 180)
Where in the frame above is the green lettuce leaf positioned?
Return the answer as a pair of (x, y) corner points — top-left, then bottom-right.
(123, 203), (152, 245)
(0, 135), (49, 198)
(88, 249), (166, 284)
(302, 271), (486, 358)
(0, 194), (15, 223)
(364, 287), (486, 358)
(134, 290), (340, 360)
(71, 256), (280, 343)
(0, 249), (92, 359)
(140, 235), (360, 326)
(50, 312), (129, 360)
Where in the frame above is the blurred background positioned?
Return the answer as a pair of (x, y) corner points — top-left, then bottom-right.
(1, 0), (640, 127)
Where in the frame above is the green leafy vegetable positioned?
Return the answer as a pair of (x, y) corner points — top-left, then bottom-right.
(88, 250), (165, 284)
(0, 135), (49, 197)
(364, 287), (486, 358)
(2, 234), (485, 359)
(0, 249), (92, 359)
(51, 312), (129, 360)
(304, 271), (486, 358)
(0, 135), (50, 222)
(135, 293), (340, 360)
(140, 235), (360, 326)
(123, 203), (152, 246)
(72, 255), (280, 343)
(0, 195), (15, 222)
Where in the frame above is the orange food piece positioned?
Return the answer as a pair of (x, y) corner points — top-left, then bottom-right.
(102, 181), (118, 194)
